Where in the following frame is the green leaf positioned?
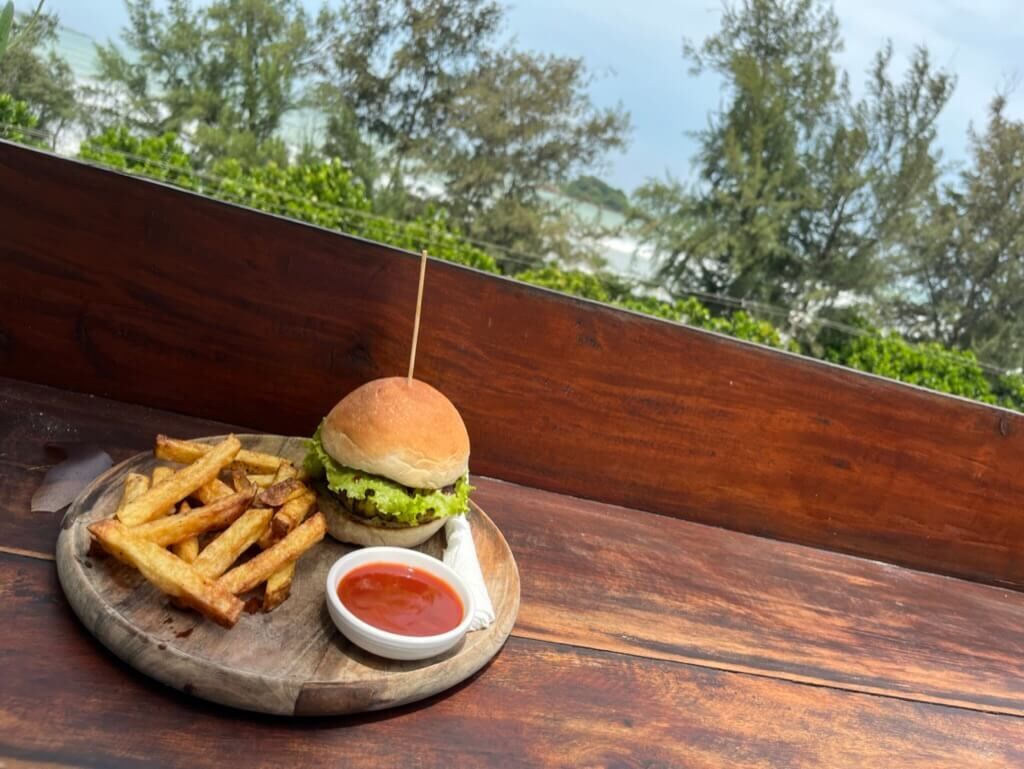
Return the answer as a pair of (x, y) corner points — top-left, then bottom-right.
(0, 2), (15, 59)
(305, 426), (471, 526)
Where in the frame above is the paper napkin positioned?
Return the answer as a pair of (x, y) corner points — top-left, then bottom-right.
(443, 512), (495, 631)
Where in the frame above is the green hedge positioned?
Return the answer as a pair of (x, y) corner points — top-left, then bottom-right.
(0, 92), (40, 145)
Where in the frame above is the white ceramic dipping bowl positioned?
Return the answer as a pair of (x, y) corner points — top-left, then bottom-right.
(325, 546), (475, 661)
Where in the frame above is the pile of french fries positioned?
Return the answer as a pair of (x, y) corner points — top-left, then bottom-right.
(87, 435), (326, 628)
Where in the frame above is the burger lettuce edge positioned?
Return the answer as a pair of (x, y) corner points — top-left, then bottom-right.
(304, 424), (471, 526)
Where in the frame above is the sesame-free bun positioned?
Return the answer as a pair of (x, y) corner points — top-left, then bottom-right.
(315, 484), (447, 547)
(320, 377), (470, 489)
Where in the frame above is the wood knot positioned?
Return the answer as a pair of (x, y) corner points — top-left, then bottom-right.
(999, 415), (1014, 438)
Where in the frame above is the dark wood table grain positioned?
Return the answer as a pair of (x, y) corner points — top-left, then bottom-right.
(3, 376), (1024, 768)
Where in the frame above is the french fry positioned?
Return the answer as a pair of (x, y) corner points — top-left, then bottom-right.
(154, 435), (283, 474)
(263, 561), (295, 611)
(118, 436), (241, 526)
(89, 519), (243, 628)
(218, 513), (326, 595)
(270, 489), (317, 538)
(256, 478), (305, 508)
(150, 466), (176, 520)
(230, 463), (254, 493)
(171, 500), (200, 563)
(261, 492), (315, 609)
(271, 462), (298, 483)
(246, 473), (276, 488)
(115, 473), (150, 515)
(193, 507), (273, 580)
(257, 525), (278, 551)
(90, 473), (154, 558)
(128, 488), (255, 546)
(193, 477), (235, 505)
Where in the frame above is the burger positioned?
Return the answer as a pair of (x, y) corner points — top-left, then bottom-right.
(304, 377), (473, 547)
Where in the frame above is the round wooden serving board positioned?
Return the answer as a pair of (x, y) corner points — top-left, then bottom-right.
(55, 434), (520, 716)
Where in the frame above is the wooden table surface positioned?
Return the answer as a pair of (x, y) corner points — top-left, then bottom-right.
(4, 375), (1024, 768)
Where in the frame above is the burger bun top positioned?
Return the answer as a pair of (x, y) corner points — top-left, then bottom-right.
(320, 377), (470, 489)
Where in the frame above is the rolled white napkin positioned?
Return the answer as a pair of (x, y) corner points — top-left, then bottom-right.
(443, 513), (495, 631)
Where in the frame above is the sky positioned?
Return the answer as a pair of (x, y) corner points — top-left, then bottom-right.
(42, 0), (1024, 193)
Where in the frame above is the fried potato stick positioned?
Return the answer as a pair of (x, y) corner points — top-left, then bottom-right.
(263, 562), (295, 611)
(193, 507), (273, 580)
(270, 489), (317, 538)
(129, 487), (255, 546)
(150, 466), (176, 521)
(155, 435), (283, 474)
(89, 519), (243, 628)
(118, 436), (241, 526)
(256, 478), (305, 507)
(171, 500), (200, 563)
(218, 513), (326, 595)
(115, 473), (150, 516)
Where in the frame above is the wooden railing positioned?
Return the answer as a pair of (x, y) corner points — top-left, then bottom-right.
(3, 140), (1022, 588)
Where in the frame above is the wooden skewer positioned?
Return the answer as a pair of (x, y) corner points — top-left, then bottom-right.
(407, 250), (428, 382)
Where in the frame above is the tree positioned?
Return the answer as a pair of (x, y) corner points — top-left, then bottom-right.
(321, 101), (380, 195)
(323, 0), (502, 200)
(0, 3), (13, 59)
(632, 0), (953, 313)
(430, 50), (630, 268)
(322, 1), (629, 266)
(895, 95), (1024, 370)
(563, 175), (629, 213)
(0, 3), (75, 145)
(90, 0), (327, 166)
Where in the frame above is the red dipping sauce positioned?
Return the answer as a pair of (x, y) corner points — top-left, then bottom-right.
(338, 562), (464, 637)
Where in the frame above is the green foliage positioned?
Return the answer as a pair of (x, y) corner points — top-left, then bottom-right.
(563, 175), (629, 213)
(368, 209), (499, 273)
(633, 0), (953, 312)
(0, 3), (14, 59)
(0, 1), (45, 60)
(89, 0), (325, 166)
(323, 1), (629, 269)
(516, 266), (628, 303)
(712, 310), (791, 349)
(326, 0), (502, 193)
(82, 0), (628, 269)
(993, 374), (1024, 413)
(0, 4), (75, 143)
(824, 332), (997, 404)
(0, 90), (39, 144)
(895, 95), (1024, 370)
(320, 101), (379, 196)
(79, 127), (197, 184)
(434, 50), (630, 269)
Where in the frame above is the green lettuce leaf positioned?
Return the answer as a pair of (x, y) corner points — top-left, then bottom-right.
(304, 425), (471, 525)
